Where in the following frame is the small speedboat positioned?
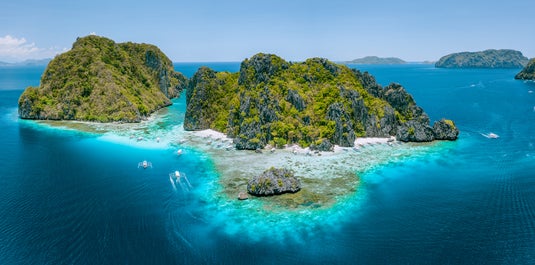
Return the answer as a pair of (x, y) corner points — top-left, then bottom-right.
(177, 149), (183, 156)
(169, 170), (192, 191)
(482, 132), (499, 139)
(138, 160), (152, 169)
(488, 133), (499, 139)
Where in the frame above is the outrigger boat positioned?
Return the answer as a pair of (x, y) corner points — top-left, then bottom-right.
(138, 160), (152, 169)
(169, 170), (192, 192)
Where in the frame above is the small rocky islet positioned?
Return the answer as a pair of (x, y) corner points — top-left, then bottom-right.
(247, 167), (301, 197)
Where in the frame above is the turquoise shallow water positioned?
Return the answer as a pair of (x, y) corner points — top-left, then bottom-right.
(1, 64), (534, 264)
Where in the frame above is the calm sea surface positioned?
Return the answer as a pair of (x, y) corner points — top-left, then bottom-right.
(0, 63), (534, 264)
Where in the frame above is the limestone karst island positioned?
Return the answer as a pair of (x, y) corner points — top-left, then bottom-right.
(19, 35), (459, 149)
(17, 35), (459, 202)
(18, 35), (188, 122)
(185, 53), (459, 150)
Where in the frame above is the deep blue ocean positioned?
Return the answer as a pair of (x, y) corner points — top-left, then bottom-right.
(1, 63), (534, 264)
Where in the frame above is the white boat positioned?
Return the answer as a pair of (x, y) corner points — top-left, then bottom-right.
(169, 170), (192, 191)
(177, 149), (183, 156)
(138, 160), (152, 169)
(482, 132), (499, 139)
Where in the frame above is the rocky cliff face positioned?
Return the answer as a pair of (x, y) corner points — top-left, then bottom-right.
(352, 72), (450, 142)
(185, 53), (459, 149)
(433, 119), (460, 140)
(515, 58), (535, 80)
(18, 35), (187, 122)
(435, 49), (528, 68)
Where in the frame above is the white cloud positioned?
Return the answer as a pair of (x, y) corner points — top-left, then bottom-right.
(0, 35), (67, 62)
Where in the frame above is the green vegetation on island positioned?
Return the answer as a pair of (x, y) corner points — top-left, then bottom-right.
(435, 49), (528, 68)
(515, 58), (535, 80)
(18, 35), (187, 122)
(185, 53), (458, 150)
(247, 167), (301, 196)
(347, 56), (406, 65)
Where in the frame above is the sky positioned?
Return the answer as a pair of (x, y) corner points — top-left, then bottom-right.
(0, 0), (534, 62)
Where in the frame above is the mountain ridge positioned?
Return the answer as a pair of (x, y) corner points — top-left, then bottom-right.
(347, 56), (406, 65)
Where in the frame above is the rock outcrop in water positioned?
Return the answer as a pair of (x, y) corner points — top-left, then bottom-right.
(435, 49), (528, 68)
(433, 119), (460, 140)
(515, 58), (535, 80)
(185, 53), (459, 149)
(18, 35), (187, 122)
(247, 167), (301, 196)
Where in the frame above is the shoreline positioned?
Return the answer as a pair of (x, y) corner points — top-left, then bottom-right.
(27, 113), (439, 211)
(190, 129), (396, 153)
(184, 129), (421, 210)
(18, 112), (447, 239)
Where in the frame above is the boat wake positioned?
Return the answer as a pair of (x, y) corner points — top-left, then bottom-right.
(169, 171), (192, 192)
(169, 175), (177, 191)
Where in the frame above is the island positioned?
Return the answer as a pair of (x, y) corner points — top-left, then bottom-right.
(185, 53), (458, 150)
(515, 58), (535, 80)
(247, 167), (301, 197)
(347, 56), (406, 65)
(0, 59), (51, 66)
(435, 49), (528, 68)
(18, 35), (188, 122)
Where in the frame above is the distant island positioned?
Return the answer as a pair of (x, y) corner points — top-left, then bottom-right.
(185, 53), (458, 150)
(435, 49), (528, 68)
(0, 58), (51, 66)
(18, 35), (187, 122)
(347, 56), (406, 64)
(515, 58), (535, 80)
